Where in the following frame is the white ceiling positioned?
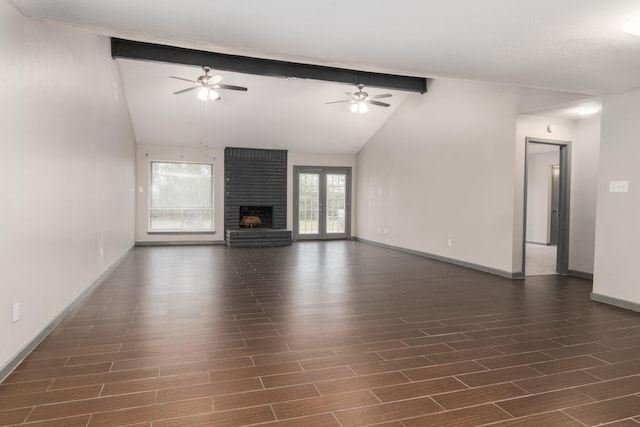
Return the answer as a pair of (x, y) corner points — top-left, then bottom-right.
(12, 0), (640, 151)
(117, 59), (408, 153)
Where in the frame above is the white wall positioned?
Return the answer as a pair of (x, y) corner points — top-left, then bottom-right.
(356, 79), (521, 274)
(593, 88), (640, 307)
(0, 1), (136, 372)
(288, 152), (356, 235)
(570, 117), (600, 274)
(526, 150), (559, 244)
(135, 144), (224, 243)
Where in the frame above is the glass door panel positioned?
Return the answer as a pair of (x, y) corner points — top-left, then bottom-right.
(326, 174), (346, 234)
(298, 173), (320, 235)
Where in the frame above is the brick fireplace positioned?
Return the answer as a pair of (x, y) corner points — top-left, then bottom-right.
(224, 147), (292, 247)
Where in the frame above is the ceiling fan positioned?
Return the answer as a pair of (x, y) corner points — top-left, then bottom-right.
(169, 66), (248, 101)
(326, 84), (392, 114)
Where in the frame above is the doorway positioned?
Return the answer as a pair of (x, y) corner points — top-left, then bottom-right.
(523, 138), (571, 276)
(293, 166), (351, 240)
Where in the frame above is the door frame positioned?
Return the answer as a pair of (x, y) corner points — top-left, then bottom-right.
(522, 137), (571, 275)
(293, 166), (352, 241)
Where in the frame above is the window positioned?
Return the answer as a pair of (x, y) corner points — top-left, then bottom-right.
(150, 162), (213, 232)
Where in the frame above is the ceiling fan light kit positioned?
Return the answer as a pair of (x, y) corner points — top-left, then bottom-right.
(198, 87), (220, 101)
(326, 84), (392, 115)
(350, 102), (369, 114)
(170, 65), (247, 101)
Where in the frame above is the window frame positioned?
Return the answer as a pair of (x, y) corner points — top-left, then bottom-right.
(148, 160), (215, 234)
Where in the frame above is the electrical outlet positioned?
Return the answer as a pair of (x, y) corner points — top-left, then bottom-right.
(12, 303), (20, 322)
(448, 239), (453, 247)
(100, 247), (104, 259)
(609, 181), (629, 193)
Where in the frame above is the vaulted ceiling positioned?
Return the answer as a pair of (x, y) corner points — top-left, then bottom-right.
(12, 0), (640, 152)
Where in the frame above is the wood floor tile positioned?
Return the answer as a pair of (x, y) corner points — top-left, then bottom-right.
(0, 380), (52, 397)
(314, 372), (409, 395)
(4, 363), (112, 383)
(427, 347), (503, 364)
(214, 384), (319, 411)
(496, 389), (594, 418)
(598, 420), (640, 427)
(372, 376), (467, 402)
(87, 397), (213, 427)
(0, 408), (31, 426)
(298, 352), (383, 370)
(3, 415), (91, 427)
(261, 366), (355, 389)
(587, 360), (640, 380)
(402, 404), (512, 426)
(457, 365), (542, 387)
(49, 367), (160, 390)
(207, 361), (301, 383)
(514, 370), (600, 394)
(575, 375), (640, 401)
(252, 349), (335, 366)
(251, 413), (341, 427)
(431, 382), (529, 410)
(26, 391), (157, 422)
(564, 395), (640, 426)
(350, 356), (431, 375)
(151, 404), (275, 427)
(540, 342), (613, 359)
(272, 389), (379, 419)
(1, 243), (638, 427)
(478, 351), (553, 369)
(100, 372), (209, 396)
(334, 396), (442, 427)
(487, 411), (584, 426)
(402, 360), (486, 381)
(530, 355), (607, 375)
(0, 385), (101, 410)
(156, 377), (263, 403)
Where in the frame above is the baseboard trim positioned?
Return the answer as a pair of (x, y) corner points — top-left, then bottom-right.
(135, 240), (225, 246)
(568, 270), (594, 280)
(591, 292), (640, 313)
(526, 241), (552, 246)
(353, 237), (521, 279)
(0, 245), (134, 383)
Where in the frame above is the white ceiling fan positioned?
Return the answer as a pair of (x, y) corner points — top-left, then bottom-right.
(326, 84), (392, 114)
(169, 66), (248, 101)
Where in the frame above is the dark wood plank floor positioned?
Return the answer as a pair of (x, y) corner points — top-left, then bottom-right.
(2, 241), (640, 426)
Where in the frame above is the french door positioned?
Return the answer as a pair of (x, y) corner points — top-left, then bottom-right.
(294, 166), (351, 240)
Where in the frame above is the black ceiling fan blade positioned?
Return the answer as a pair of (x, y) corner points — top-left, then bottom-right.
(325, 100), (352, 104)
(169, 76), (198, 84)
(367, 100), (391, 107)
(216, 84), (248, 91)
(173, 86), (199, 95)
(371, 94), (392, 99)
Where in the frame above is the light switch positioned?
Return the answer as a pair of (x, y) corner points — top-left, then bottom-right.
(609, 181), (629, 193)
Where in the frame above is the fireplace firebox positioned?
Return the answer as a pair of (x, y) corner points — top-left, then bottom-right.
(239, 206), (273, 229)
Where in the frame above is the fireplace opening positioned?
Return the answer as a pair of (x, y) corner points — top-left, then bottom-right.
(239, 206), (273, 229)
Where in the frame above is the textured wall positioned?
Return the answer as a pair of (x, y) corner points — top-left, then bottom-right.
(224, 148), (288, 230)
